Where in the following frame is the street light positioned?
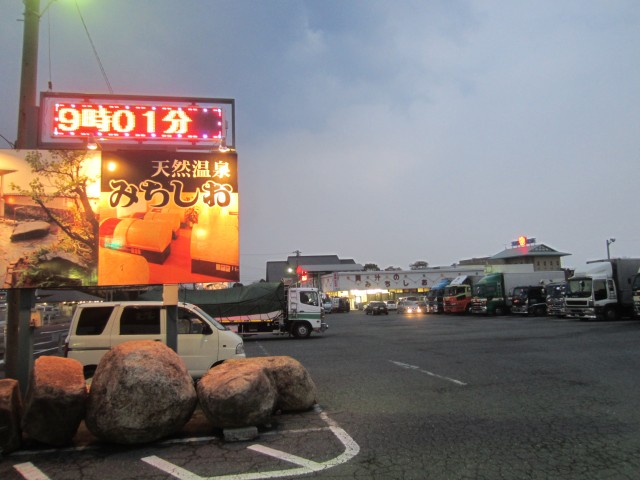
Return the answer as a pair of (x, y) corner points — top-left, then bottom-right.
(606, 238), (616, 260)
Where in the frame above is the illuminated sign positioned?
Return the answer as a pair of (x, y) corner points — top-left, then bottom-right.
(511, 236), (536, 248)
(53, 103), (222, 140)
(0, 149), (239, 289)
(39, 93), (235, 150)
(99, 151), (239, 284)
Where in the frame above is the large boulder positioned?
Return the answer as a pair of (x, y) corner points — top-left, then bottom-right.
(85, 341), (197, 444)
(0, 379), (23, 453)
(197, 361), (277, 429)
(197, 356), (317, 430)
(21, 356), (87, 447)
(229, 356), (317, 412)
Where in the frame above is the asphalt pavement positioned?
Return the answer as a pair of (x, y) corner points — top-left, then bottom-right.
(2, 310), (640, 479)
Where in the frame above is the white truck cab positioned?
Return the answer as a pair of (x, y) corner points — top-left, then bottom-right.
(64, 301), (245, 378)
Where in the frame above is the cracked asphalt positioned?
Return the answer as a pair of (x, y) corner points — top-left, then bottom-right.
(3, 311), (640, 479)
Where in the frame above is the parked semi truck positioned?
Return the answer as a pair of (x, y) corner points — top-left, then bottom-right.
(470, 268), (565, 315)
(633, 271), (640, 317)
(509, 285), (548, 316)
(564, 258), (640, 321)
(140, 282), (327, 338)
(545, 282), (566, 317)
(425, 278), (452, 313)
(443, 275), (481, 314)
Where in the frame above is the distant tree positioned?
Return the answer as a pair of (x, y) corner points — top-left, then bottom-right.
(384, 266), (402, 271)
(363, 263), (380, 271)
(410, 260), (429, 270)
(11, 150), (99, 263)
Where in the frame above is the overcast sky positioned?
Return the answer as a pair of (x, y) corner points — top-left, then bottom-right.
(1, 1), (639, 282)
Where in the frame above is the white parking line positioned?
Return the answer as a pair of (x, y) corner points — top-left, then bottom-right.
(139, 456), (201, 480)
(13, 462), (50, 480)
(390, 360), (467, 386)
(142, 409), (360, 480)
(248, 445), (323, 470)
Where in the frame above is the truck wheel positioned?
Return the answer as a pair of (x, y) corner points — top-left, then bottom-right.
(494, 306), (505, 316)
(604, 308), (618, 321)
(292, 322), (311, 338)
(533, 306), (545, 317)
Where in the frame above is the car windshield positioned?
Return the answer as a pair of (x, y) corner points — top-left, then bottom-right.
(546, 285), (565, 298)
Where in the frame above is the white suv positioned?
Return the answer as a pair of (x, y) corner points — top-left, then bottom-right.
(65, 301), (245, 378)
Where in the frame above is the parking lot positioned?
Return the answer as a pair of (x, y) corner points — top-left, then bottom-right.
(3, 310), (640, 479)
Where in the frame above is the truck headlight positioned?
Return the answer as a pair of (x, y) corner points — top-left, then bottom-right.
(235, 342), (245, 355)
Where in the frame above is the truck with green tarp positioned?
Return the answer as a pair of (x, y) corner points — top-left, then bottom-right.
(140, 282), (327, 338)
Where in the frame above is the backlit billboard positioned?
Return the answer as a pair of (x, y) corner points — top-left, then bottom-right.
(0, 149), (239, 288)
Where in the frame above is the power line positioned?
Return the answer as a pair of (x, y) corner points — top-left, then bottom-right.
(74, 0), (113, 94)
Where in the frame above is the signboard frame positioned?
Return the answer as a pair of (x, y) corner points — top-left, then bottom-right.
(38, 92), (235, 151)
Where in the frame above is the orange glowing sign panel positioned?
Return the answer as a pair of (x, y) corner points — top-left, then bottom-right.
(518, 236), (527, 247)
(0, 149), (239, 289)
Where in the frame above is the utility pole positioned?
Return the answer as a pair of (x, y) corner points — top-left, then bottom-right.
(606, 238), (616, 260)
(6, 0), (41, 385)
(16, 0), (41, 150)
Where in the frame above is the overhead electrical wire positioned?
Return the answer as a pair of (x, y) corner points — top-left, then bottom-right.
(74, 0), (113, 94)
(46, 6), (52, 90)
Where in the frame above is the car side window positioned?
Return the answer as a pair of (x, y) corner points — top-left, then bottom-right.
(300, 291), (318, 306)
(76, 306), (113, 335)
(120, 306), (161, 335)
(177, 307), (208, 334)
(593, 280), (607, 301)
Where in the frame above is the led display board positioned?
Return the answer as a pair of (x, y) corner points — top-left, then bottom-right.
(39, 93), (235, 150)
(0, 149), (239, 288)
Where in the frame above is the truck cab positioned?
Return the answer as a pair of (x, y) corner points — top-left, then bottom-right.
(443, 284), (471, 313)
(470, 273), (507, 315)
(545, 282), (566, 317)
(425, 278), (451, 313)
(565, 265), (616, 320)
(443, 275), (475, 314)
(633, 272), (640, 318)
(288, 287), (328, 337)
(510, 285), (547, 316)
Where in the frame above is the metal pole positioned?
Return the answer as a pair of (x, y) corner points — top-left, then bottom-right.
(16, 289), (35, 398)
(16, 0), (41, 149)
